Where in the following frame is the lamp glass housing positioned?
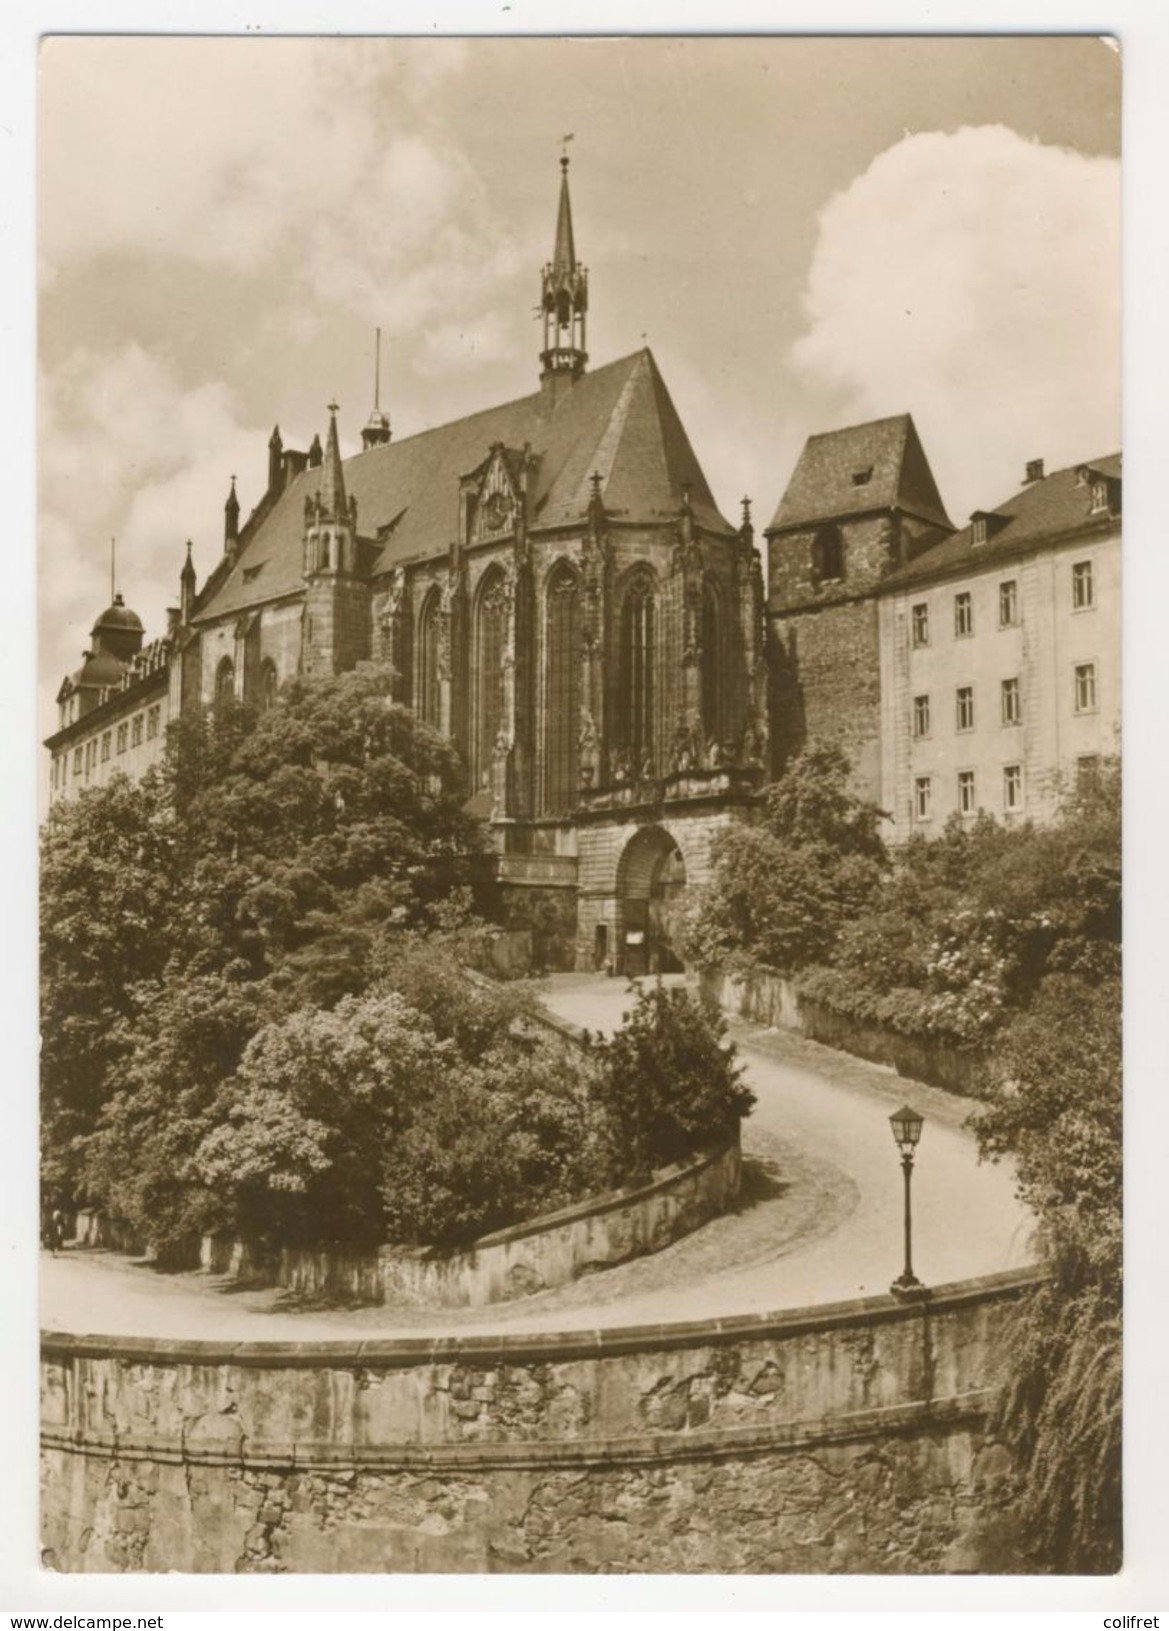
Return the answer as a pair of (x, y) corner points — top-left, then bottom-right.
(890, 1105), (924, 1156)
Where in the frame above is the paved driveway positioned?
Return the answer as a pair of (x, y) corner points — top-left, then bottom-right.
(41, 976), (1033, 1341)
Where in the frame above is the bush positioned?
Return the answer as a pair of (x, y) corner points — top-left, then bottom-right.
(971, 971), (1122, 1571)
(591, 983), (754, 1180)
(380, 1039), (609, 1247)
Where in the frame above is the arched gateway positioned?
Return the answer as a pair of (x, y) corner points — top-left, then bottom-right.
(616, 825), (687, 977)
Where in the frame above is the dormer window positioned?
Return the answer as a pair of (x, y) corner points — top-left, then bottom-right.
(1090, 479), (1108, 515)
(851, 466), (873, 487)
(973, 517), (987, 546)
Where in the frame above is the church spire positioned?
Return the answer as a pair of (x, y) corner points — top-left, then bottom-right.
(552, 153), (576, 274)
(318, 402), (349, 523)
(224, 475), (240, 553)
(540, 147), (588, 397)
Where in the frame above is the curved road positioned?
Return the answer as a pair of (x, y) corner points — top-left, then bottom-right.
(40, 976), (1034, 1341)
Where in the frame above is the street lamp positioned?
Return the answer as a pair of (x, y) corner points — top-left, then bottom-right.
(889, 1104), (928, 1300)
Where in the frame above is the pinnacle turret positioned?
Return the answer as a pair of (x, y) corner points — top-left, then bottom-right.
(224, 475), (240, 552)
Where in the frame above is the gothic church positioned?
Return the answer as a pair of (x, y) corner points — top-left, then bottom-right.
(48, 158), (770, 974)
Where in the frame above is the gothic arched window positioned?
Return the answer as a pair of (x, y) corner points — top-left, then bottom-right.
(544, 562), (580, 814)
(701, 578), (722, 743)
(474, 568), (507, 786)
(812, 525), (844, 584)
(214, 656), (235, 710)
(619, 572), (656, 773)
(416, 589), (442, 729)
(258, 659), (279, 713)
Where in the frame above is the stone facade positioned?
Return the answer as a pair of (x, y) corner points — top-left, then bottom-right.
(764, 416), (954, 803)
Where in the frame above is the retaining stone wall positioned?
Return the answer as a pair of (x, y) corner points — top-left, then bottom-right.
(703, 968), (984, 1098)
(219, 1135), (741, 1309)
(40, 1269), (1036, 1574)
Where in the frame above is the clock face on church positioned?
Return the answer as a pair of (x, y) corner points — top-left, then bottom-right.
(483, 490), (513, 532)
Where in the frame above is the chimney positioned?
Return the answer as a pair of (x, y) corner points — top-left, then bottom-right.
(1024, 458), (1044, 485)
(166, 607), (181, 638)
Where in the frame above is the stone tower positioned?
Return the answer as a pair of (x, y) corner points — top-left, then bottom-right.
(765, 414), (952, 799)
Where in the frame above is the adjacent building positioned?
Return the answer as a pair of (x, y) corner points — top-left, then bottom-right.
(876, 454), (1121, 835)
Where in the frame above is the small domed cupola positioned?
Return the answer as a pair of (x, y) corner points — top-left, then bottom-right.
(90, 593), (145, 663)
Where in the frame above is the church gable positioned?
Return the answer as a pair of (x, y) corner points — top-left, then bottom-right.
(465, 444), (526, 545)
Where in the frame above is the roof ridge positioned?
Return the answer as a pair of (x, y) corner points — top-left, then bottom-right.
(337, 350), (647, 466)
(804, 411), (912, 444)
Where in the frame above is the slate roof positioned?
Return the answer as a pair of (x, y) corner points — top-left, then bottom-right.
(195, 350), (733, 625)
(880, 453), (1122, 591)
(767, 413), (953, 535)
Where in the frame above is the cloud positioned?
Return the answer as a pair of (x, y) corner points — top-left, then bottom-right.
(39, 39), (512, 347)
(39, 344), (268, 743)
(790, 125), (1120, 517)
(415, 312), (517, 378)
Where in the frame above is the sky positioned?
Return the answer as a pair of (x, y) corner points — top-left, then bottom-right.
(38, 34), (1120, 743)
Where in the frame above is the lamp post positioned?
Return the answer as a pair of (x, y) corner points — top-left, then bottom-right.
(889, 1104), (928, 1300)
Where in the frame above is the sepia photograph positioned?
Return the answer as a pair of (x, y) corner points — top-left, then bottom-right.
(33, 30), (1124, 1586)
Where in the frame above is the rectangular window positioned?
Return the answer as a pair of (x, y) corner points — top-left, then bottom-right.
(131, 715), (144, 747)
(912, 694), (931, 738)
(146, 706), (160, 741)
(1073, 560), (1095, 609)
(100, 731), (111, 763)
(1001, 677), (1021, 726)
(956, 686), (975, 731)
(116, 723), (128, 754)
(911, 603), (929, 647)
(999, 579), (1019, 626)
(914, 776), (932, 821)
(954, 592), (973, 637)
(72, 747), (82, 775)
(1074, 662), (1097, 713)
(958, 770), (977, 814)
(1003, 764), (1023, 812)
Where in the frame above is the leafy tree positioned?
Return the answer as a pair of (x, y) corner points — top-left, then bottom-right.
(82, 968), (266, 1257)
(194, 991), (456, 1247)
(39, 771), (180, 1199)
(42, 664), (488, 1213)
(164, 662), (485, 1002)
(682, 747), (887, 975)
(590, 983), (754, 1180)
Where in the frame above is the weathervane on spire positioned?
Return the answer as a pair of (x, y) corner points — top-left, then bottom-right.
(560, 132), (574, 164)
